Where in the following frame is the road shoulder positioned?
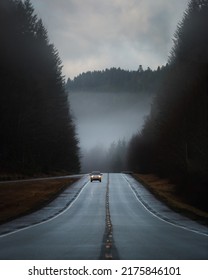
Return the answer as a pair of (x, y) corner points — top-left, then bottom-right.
(0, 176), (88, 237)
(123, 174), (208, 236)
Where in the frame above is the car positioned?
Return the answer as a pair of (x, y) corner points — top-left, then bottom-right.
(90, 171), (102, 182)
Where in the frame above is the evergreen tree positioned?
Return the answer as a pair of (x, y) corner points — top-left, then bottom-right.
(0, 0), (80, 175)
(126, 0), (208, 210)
(66, 66), (165, 95)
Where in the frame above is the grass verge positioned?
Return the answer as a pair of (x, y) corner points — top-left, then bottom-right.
(0, 177), (79, 225)
(133, 173), (208, 226)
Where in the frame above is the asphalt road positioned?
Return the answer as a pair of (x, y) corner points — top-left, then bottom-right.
(0, 173), (207, 260)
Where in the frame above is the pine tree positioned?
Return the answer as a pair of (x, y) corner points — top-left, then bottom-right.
(126, 0), (208, 210)
(0, 0), (80, 175)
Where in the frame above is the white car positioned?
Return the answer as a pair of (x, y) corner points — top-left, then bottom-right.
(90, 171), (102, 182)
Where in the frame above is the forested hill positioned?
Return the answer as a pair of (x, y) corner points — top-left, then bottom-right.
(66, 66), (167, 94)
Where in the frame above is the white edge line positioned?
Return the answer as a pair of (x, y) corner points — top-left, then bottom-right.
(122, 175), (208, 237)
(0, 180), (90, 238)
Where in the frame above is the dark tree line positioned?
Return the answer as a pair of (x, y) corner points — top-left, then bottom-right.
(66, 66), (166, 95)
(127, 0), (208, 210)
(0, 0), (80, 175)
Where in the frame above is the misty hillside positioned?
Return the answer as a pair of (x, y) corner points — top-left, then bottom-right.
(66, 66), (166, 94)
(66, 67), (165, 151)
(66, 67), (166, 172)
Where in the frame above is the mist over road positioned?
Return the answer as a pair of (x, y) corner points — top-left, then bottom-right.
(69, 90), (152, 172)
(0, 174), (207, 260)
(69, 91), (151, 150)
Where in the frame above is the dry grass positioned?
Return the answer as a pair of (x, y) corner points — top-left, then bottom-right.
(134, 173), (208, 225)
(0, 177), (78, 224)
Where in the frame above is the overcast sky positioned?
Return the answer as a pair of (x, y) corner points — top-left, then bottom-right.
(30, 0), (189, 79)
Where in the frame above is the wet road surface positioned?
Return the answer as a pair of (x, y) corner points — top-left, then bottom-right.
(0, 173), (207, 259)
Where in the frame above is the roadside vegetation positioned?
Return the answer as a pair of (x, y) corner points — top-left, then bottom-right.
(0, 177), (78, 224)
(126, 0), (208, 213)
(0, 0), (80, 176)
(134, 173), (208, 226)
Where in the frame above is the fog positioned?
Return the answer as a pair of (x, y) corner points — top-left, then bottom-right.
(69, 91), (153, 172)
(28, 0), (190, 172)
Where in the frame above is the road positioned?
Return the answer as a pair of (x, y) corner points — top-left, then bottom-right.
(0, 173), (207, 260)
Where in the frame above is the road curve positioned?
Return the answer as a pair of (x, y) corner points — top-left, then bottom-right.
(0, 173), (207, 260)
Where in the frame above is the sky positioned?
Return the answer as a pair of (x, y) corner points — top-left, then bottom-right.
(30, 0), (189, 80)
